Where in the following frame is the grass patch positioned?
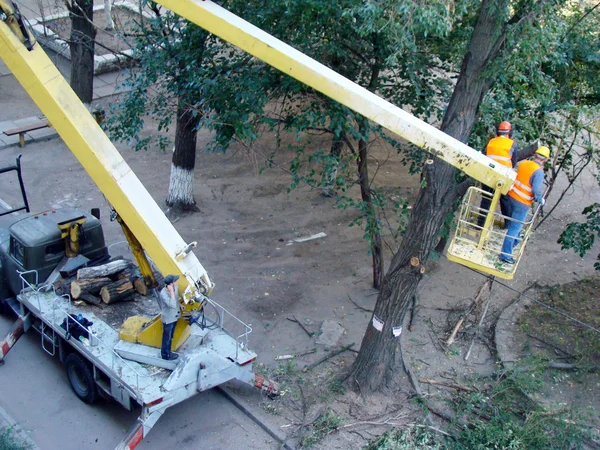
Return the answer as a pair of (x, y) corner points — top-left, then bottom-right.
(447, 368), (590, 450)
(518, 278), (600, 376)
(365, 426), (442, 449)
(0, 427), (32, 450)
(302, 409), (345, 448)
(367, 366), (591, 450)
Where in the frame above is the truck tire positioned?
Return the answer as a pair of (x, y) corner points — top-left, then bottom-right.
(65, 353), (98, 404)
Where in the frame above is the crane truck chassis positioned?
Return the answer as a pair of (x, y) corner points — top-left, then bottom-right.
(0, 203), (276, 449)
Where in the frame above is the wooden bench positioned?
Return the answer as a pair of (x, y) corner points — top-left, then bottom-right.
(3, 120), (51, 147)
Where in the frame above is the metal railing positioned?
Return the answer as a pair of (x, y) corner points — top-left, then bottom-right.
(203, 296), (252, 360)
(447, 186), (544, 279)
(17, 269), (150, 392)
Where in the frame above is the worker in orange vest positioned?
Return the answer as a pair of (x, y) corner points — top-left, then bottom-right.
(478, 121), (518, 227)
(499, 146), (550, 264)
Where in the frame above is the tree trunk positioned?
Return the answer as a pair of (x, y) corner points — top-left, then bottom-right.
(320, 136), (344, 197)
(348, 0), (510, 393)
(166, 105), (201, 213)
(104, 0), (114, 31)
(68, 0), (96, 105)
(100, 279), (135, 304)
(357, 137), (384, 289)
(70, 277), (111, 299)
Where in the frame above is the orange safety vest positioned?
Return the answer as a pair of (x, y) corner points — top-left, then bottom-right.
(509, 160), (542, 206)
(486, 136), (514, 168)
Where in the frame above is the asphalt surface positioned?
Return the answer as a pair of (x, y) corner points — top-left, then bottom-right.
(0, 314), (277, 450)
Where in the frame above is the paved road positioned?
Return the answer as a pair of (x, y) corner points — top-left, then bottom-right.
(0, 315), (277, 450)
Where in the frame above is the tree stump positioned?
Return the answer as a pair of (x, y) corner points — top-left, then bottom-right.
(77, 260), (130, 280)
(100, 279), (135, 304)
(71, 277), (111, 299)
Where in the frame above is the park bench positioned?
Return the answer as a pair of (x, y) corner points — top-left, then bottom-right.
(3, 120), (51, 147)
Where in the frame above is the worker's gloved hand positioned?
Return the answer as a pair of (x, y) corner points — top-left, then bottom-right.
(539, 198), (546, 206)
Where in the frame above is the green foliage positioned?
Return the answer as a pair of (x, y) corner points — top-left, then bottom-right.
(558, 203), (600, 270)
(105, 1), (271, 153)
(447, 367), (588, 450)
(302, 409), (345, 448)
(368, 364), (591, 449)
(365, 426), (442, 450)
(0, 427), (32, 450)
(328, 380), (346, 395)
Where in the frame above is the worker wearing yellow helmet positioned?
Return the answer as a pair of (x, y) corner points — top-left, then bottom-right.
(499, 146), (550, 264)
(477, 121), (519, 227)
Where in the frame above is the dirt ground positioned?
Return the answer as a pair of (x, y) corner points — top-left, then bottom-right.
(1, 68), (599, 447)
(44, 5), (138, 56)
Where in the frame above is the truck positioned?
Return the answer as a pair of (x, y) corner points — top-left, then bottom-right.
(0, 207), (109, 302)
(0, 192), (275, 450)
(0, 0), (529, 448)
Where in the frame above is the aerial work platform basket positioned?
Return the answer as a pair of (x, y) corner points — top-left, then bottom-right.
(447, 186), (542, 280)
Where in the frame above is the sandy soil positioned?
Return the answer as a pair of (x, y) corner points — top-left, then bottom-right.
(44, 5), (138, 56)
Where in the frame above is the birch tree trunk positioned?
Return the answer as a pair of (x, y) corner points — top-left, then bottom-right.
(348, 0), (511, 393)
(68, 0), (95, 105)
(166, 105), (201, 213)
(104, 0), (114, 31)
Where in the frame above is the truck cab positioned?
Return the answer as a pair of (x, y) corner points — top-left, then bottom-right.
(0, 207), (108, 299)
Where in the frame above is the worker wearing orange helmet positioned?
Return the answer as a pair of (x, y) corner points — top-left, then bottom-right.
(477, 121), (518, 227)
(499, 146), (550, 264)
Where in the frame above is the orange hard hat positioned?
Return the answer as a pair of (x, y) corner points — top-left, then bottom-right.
(498, 121), (512, 132)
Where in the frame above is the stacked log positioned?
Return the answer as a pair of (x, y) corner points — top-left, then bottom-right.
(133, 278), (148, 296)
(77, 260), (130, 280)
(68, 259), (151, 305)
(100, 279), (135, 304)
(71, 277), (111, 299)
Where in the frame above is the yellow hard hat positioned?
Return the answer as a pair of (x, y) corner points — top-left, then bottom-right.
(535, 146), (550, 158)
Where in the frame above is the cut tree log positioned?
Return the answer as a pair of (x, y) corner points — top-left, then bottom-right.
(114, 261), (138, 282)
(71, 277), (111, 299)
(100, 279), (135, 304)
(79, 293), (103, 307)
(133, 278), (148, 296)
(77, 260), (130, 280)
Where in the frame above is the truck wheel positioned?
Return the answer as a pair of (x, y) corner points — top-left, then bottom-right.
(65, 353), (98, 404)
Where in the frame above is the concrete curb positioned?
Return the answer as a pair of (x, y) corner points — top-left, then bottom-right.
(217, 385), (295, 450)
(494, 295), (531, 368)
(0, 403), (41, 450)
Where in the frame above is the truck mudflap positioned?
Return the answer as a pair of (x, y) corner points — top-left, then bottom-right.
(115, 409), (164, 450)
(0, 312), (31, 365)
(115, 419), (143, 450)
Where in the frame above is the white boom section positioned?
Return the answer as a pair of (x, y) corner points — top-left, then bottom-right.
(0, 18), (213, 298)
(156, 0), (516, 193)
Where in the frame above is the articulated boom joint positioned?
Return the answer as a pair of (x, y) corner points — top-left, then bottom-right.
(0, 0), (35, 50)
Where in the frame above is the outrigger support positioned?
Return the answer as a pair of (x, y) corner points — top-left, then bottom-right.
(0, 312), (32, 365)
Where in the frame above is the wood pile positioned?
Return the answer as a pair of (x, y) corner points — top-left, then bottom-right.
(68, 259), (150, 307)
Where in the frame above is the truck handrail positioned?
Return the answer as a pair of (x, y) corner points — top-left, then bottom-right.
(204, 297), (252, 360)
(47, 289), (151, 392)
(17, 269), (150, 391)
